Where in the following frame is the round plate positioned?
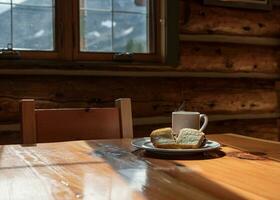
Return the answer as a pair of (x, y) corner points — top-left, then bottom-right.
(131, 137), (221, 155)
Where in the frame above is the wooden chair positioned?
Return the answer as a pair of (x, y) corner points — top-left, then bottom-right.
(20, 98), (133, 145)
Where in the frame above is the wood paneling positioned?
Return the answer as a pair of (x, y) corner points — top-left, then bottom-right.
(0, 130), (20, 144)
(177, 0), (280, 141)
(180, 34), (280, 46)
(133, 90), (277, 117)
(1, 117), (278, 145)
(134, 118), (279, 141)
(0, 0), (280, 143)
(0, 77), (276, 121)
(273, 0), (280, 5)
(180, 0), (280, 37)
(180, 42), (280, 73)
(207, 119), (279, 141)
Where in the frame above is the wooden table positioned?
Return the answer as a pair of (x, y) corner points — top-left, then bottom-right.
(0, 133), (279, 200)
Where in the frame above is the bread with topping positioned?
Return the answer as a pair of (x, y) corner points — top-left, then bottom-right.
(150, 127), (206, 149)
(150, 128), (178, 149)
(176, 128), (206, 149)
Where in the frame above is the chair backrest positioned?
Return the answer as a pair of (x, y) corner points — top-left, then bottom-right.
(20, 98), (133, 144)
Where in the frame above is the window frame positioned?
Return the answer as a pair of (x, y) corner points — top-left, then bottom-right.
(0, 0), (178, 66)
(0, 0), (61, 60)
(72, 0), (165, 63)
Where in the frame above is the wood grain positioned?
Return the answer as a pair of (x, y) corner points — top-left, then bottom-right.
(133, 89), (278, 116)
(133, 118), (279, 141)
(181, 0), (280, 37)
(0, 134), (279, 199)
(20, 98), (134, 144)
(0, 77), (276, 122)
(115, 98), (134, 138)
(208, 133), (280, 161)
(35, 108), (121, 143)
(20, 99), (36, 144)
(1, 115), (279, 145)
(180, 42), (280, 73)
(0, 76), (278, 143)
(207, 119), (279, 141)
(273, 0), (280, 5)
(0, 90), (277, 120)
(180, 34), (280, 46)
(1, 0), (280, 145)
(1, 69), (280, 79)
(0, 131), (21, 144)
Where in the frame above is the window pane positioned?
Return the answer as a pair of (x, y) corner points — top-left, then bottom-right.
(81, 11), (112, 52)
(114, 13), (147, 53)
(13, 5), (54, 50)
(0, 0), (54, 51)
(0, 3), (11, 49)
(13, 0), (53, 6)
(80, 0), (150, 53)
(0, 0), (52, 5)
(114, 0), (147, 14)
(82, 0), (111, 10)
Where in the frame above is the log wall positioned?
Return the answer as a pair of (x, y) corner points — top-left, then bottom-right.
(181, 1), (280, 37)
(180, 42), (279, 73)
(0, 0), (279, 143)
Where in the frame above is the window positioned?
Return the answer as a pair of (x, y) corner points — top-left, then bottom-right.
(76, 0), (162, 62)
(0, 0), (178, 64)
(0, 0), (55, 50)
(80, 0), (151, 53)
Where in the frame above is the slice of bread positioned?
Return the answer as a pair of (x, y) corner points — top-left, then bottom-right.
(176, 128), (206, 149)
(150, 128), (178, 149)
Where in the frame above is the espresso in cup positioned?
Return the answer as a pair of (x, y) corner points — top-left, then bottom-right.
(172, 111), (208, 134)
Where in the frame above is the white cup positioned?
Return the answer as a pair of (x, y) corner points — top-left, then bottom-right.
(172, 111), (208, 134)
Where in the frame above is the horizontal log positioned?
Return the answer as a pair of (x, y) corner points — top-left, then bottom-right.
(0, 77), (276, 121)
(207, 119), (279, 141)
(0, 90), (277, 121)
(0, 122), (20, 144)
(180, 34), (280, 46)
(0, 131), (20, 145)
(179, 42), (280, 73)
(274, 81), (280, 91)
(0, 76), (274, 98)
(2, 112), (279, 132)
(273, 0), (280, 5)
(133, 113), (280, 126)
(180, 0), (280, 37)
(181, 90), (278, 114)
(2, 113), (280, 131)
(134, 119), (279, 141)
(0, 123), (19, 132)
(0, 69), (280, 79)
(0, 62), (177, 73)
(1, 117), (278, 144)
(203, 0), (272, 10)
(132, 90), (277, 117)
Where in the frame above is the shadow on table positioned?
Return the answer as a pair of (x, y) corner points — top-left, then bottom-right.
(134, 149), (226, 160)
(88, 141), (246, 200)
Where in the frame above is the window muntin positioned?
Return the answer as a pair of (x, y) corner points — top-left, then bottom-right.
(0, 0), (171, 63)
(80, 0), (151, 54)
(0, 0), (54, 51)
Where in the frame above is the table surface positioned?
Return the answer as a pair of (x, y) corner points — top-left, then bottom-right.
(0, 133), (279, 200)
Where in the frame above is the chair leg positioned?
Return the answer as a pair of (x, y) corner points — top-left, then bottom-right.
(20, 99), (37, 145)
(115, 98), (133, 138)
